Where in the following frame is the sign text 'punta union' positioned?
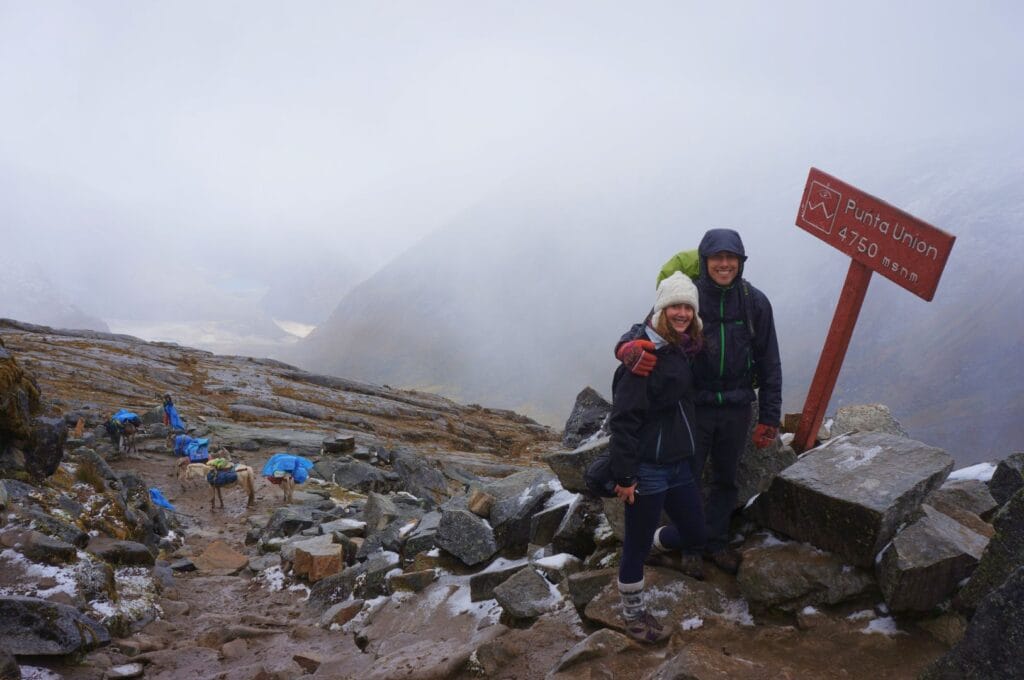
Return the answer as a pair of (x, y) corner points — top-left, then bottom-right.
(796, 168), (956, 301)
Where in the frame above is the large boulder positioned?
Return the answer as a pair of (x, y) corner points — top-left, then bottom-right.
(737, 540), (876, 611)
(391, 450), (450, 506)
(927, 478), (999, 521)
(956, 486), (1024, 613)
(922, 566), (1024, 680)
(748, 432), (953, 567)
(86, 537), (156, 567)
(315, 457), (398, 494)
(561, 387), (610, 449)
(402, 510), (441, 562)
(259, 506), (317, 545)
(583, 568), (723, 630)
(830, 403), (909, 438)
(876, 505), (989, 612)
(0, 342), (40, 443)
(492, 567), (561, 620)
(543, 436), (609, 494)
(481, 469), (556, 554)
(0, 343), (65, 481)
(24, 416), (66, 478)
(0, 596), (109, 655)
(434, 507), (498, 566)
(988, 452), (1024, 506)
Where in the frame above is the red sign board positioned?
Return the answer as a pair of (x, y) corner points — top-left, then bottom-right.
(796, 168), (956, 301)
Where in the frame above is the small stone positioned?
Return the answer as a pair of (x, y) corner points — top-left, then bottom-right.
(320, 599), (364, 628)
(193, 540), (249, 574)
(293, 653), (324, 673)
(468, 489), (496, 518)
(220, 638), (248, 659)
(106, 663), (145, 679)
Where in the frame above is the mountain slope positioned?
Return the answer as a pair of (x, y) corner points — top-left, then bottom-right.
(297, 143), (1024, 464)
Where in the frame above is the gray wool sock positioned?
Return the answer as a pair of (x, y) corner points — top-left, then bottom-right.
(617, 579), (645, 621)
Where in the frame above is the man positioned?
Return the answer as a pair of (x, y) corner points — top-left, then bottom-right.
(616, 228), (782, 573)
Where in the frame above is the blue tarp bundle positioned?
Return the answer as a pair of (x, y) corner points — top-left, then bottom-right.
(111, 409), (142, 426)
(185, 438), (210, 462)
(261, 453), (314, 484)
(173, 434), (191, 456)
(164, 403), (185, 430)
(173, 434), (209, 462)
(149, 487), (176, 511)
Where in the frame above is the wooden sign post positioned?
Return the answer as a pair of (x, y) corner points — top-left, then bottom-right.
(792, 168), (956, 453)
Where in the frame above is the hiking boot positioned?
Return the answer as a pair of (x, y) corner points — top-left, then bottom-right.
(624, 610), (672, 644)
(708, 548), (742, 575)
(645, 551), (705, 580)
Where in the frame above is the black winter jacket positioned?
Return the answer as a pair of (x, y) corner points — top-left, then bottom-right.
(693, 229), (782, 426)
(609, 334), (698, 486)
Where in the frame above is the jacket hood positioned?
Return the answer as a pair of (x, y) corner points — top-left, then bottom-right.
(698, 228), (747, 282)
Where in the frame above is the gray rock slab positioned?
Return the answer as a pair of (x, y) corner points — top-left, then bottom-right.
(315, 458), (397, 494)
(23, 509), (89, 548)
(529, 501), (571, 547)
(435, 508), (497, 566)
(922, 565), (1024, 680)
(957, 487), (1024, 613)
(550, 627), (630, 675)
(831, 403), (909, 438)
(737, 540), (876, 611)
(583, 567), (723, 631)
(469, 558), (529, 602)
(561, 387), (610, 450)
(482, 468), (556, 554)
(988, 452), (1024, 505)
(6, 530), (76, 564)
(392, 450), (450, 506)
(551, 496), (600, 559)
(543, 436), (609, 494)
(928, 478), (998, 521)
(565, 568), (616, 610)
(402, 510), (440, 562)
(493, 567), (561, 620)
(86, 537), (156, 567)
(260, 506), (316, 542)
(0, 596), (110, 655)
(877, 505), (988, 612)
(749, 432), (953, 567)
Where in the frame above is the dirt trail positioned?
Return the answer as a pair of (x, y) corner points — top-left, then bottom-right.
(51, 448), (360, 680)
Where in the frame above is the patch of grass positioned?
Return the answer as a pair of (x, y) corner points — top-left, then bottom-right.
(74, 460), (107, 493)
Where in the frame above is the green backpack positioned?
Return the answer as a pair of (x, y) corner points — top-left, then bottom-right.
(656, 249), (700, 286)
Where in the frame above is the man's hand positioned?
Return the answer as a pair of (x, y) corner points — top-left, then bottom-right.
(752, 423), (778, 449)
(614, 482), (637, 505)
(616, 340), (657, 376)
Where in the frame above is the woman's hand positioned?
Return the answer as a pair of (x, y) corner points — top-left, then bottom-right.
(614, 483), (637, 505)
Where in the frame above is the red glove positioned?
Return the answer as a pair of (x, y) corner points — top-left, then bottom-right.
(616, 339), (657, 376)
(752, 423), (778, 449)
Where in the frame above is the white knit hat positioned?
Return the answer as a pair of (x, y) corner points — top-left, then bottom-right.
(652, 272), (702, 333)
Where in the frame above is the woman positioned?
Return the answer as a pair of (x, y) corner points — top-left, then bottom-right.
(610, 271), (707, 643)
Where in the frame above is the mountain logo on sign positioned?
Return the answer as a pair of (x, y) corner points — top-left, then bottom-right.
(801, 181), (841, 234)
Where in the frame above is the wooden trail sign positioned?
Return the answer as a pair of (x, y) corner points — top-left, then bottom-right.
(792, 168), (956, 453)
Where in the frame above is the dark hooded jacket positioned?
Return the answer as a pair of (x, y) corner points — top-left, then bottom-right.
(609, 333), (698, 485)
(616, 228), (782, 426)
(692, 228), (782, 425)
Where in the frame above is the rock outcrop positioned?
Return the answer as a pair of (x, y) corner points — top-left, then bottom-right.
(749, 431), (953, 567)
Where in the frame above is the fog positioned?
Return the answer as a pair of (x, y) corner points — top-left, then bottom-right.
(3, 3), (1023, 456)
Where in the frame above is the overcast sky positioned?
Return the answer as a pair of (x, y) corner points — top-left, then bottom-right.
(2, 1), (1023, 330)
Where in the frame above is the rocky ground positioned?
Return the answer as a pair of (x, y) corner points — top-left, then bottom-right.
(2, 319), (1022, 679)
